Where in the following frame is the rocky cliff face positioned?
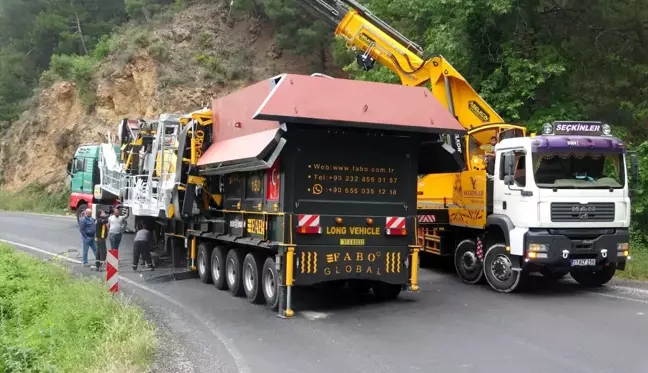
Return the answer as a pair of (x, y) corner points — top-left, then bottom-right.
(0, 3), (334, 193)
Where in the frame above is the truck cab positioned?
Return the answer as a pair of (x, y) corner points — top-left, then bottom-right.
(67, 144), (122, 222)
(484, 121), (637, 291)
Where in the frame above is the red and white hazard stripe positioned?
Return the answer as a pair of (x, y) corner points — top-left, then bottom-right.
(417, 214), (436, 223)
(297, 214), (322, 234)
(106, 249), (119, 293)
(385, 216), (407, 235)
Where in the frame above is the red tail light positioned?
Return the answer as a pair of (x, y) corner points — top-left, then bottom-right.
(297, 214), (322, 234)
(385, 216), (407, 236)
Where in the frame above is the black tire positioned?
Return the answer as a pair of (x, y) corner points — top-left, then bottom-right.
(372, 282), (402, 301)
(197, 242), (213, 284)
(225, 249), (245, 296)
(454, 239), (484, 284)
(347, 280), (372, 294)
(540, 267), (569, 281)
(261, 257), (280, 310)
(242, 252), (265, 304)
(571, 263), (616, 287)
(483, 243), (527, 293)
(211, 246), (228, 290)
(76, 203), (88, 226)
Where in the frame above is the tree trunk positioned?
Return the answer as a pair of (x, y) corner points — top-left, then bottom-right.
(74, 12), (89, 55)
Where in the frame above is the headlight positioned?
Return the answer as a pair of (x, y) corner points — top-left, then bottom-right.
(602, 123), (612, 135)
(617, 243), (628, 251)
(542, 123), (553, 135)
(528, 243), (548, 252)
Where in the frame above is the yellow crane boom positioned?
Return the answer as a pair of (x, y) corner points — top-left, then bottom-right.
(296, 0), (524, 150)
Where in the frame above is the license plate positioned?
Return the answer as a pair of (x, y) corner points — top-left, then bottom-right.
(340, 239), (365, 246)
(570, 259), (596, 266)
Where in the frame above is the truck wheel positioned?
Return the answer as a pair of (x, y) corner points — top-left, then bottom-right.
(372, 282), (402, 301)
(211, 246), (228, 290)
(454, 239), (484, 284)
(225, 249), (245, 296)
(261, 257), (279, 310)
(571, 264), (616, 287)
(483, 243), (527, 293)
(348, 280), (372, 294)
(197, 242), (213, 284)
(242, 252), (265, 304)
(76, 203), (88, 225)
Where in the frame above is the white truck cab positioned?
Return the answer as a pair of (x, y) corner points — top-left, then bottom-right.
(482, 121), (638, 292)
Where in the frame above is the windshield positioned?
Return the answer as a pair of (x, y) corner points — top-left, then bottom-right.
(532, 152), (625, 189)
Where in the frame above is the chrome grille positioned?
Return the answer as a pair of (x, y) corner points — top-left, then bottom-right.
(550, 203), (615, 222)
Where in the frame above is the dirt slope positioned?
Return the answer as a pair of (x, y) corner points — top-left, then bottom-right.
(0, 3), (337, 193)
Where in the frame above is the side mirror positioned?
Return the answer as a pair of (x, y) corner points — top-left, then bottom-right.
(503, 152), (515, 185)
(66, 159), (74, 175)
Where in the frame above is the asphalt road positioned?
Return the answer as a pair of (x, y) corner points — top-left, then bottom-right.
(2, 211), (648, 373)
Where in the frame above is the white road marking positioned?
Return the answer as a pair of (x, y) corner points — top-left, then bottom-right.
(300, 310), (329, 320)
(0, 238), (251, 373)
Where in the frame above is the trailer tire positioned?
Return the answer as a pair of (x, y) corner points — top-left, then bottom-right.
(262, 257), (280, 310)
(571, 263), (616, 287)
(483, 243), (527, 293)
(454, 239), (484, 285)
(197, 243), (213, 284)
(211, 246), (228, 290)
(226, 249), (245, 297)
(243, 252), (265, 304)
(372, 282), (401, 301)
(76, 203), (88, 226)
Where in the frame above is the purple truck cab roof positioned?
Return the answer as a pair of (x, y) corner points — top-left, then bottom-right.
(531, 135), (626, 154)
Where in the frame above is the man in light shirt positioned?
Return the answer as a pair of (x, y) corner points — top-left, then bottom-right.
(107, 207), (126, 250)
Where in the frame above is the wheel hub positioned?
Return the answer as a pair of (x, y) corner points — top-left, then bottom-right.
(199, 253), (206, 275)
(263, 268), (275, 299)
(227, 258), (236, 284)
(244, 263), (255, 291)
(491, 254), (512, 282)
(212, 256), (221, 280)
(461, 250), (478, 272)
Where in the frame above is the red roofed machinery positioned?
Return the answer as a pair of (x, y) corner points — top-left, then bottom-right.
(103, 73), (466, 317)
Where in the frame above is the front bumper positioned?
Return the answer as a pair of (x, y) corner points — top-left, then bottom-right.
(522, 228), (630, 270)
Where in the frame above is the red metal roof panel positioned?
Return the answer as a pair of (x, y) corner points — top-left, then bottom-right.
(197, 128), (281, 167)
(253, 74), (465, 134)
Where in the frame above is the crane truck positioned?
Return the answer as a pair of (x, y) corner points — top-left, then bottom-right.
(93, 73), (466, 316)
(298, 0), (638, 292)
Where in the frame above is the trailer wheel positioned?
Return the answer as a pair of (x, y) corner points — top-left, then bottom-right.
(197, 243), (213, 283)
(261, 257), (279, 310)
(211, 246), (228, 290)
(372, 282), (402, 301)
(225, 249), (245, 297)
(571, 263), (616, 287)
(454, 239), (484, 284)
(76, 203), (88, 226)
(483, 243), (527, 293)
(242, 252), (265, 304)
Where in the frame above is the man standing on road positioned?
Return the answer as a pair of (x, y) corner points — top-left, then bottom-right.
(132, 223), (155, 271)
(108, 207), (126, 251)
(95, 210), (109, 270)
(79, 208), (97, 267)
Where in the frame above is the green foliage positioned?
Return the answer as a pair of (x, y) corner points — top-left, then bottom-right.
(125, 0), (175, 21)
(0, 244), (156, 372)
(0, 184), (69, 214)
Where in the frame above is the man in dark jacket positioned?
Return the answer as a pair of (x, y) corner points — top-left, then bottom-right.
(132, 223), (154, 271)
(94, 210), (109, 270)
(79, 208), (97, 267)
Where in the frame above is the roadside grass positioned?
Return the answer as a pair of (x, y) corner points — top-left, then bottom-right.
(0, 184), (69, 214)
(0, 244), (156, 373)
(617, 244), (648, 280)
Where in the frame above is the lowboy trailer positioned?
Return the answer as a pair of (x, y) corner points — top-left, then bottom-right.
(102, 73), (466, 317)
